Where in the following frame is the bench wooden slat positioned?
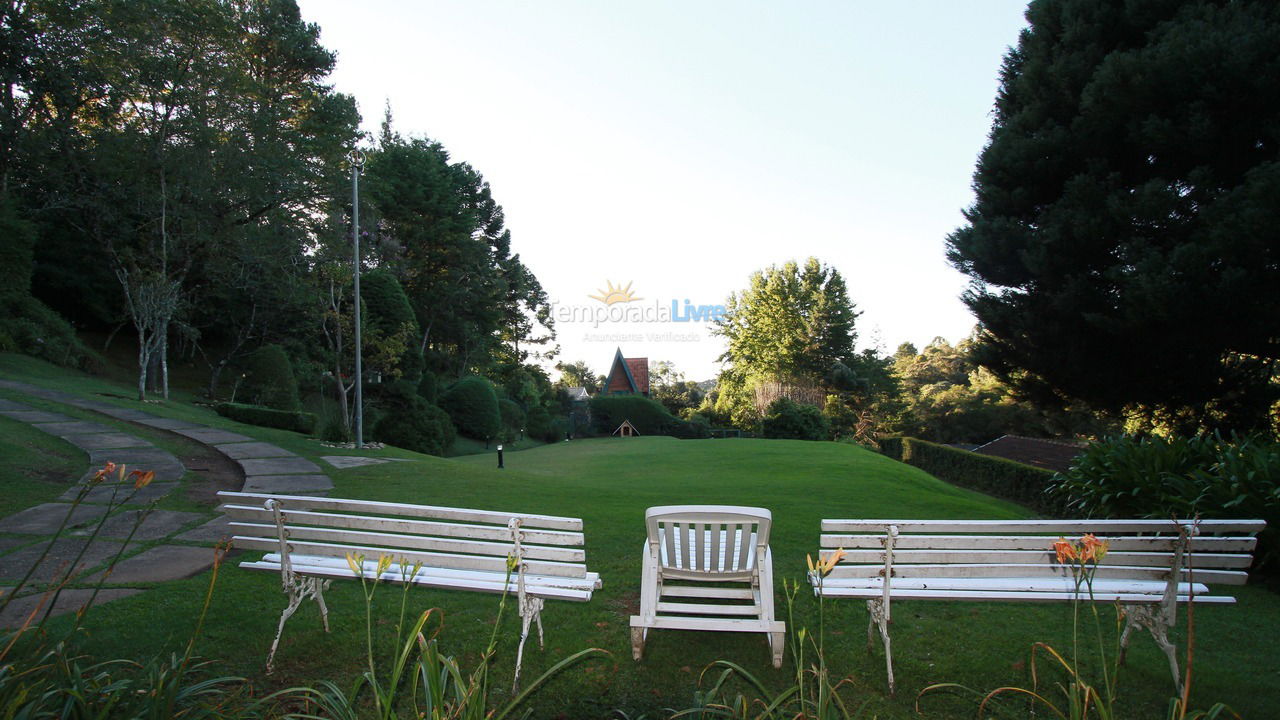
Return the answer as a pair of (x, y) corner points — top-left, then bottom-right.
(242, 559), (594, 601)
(814, 586), (1237, 603)
(219, 491), (583, 531)
(228, 522), (585, 563)
(660, 586), (756, 600)
(656, 601), (760, 616)
(221, 504), (585, 546)
(824, 563), (1250, 585)
(261, 553), (602, 591)
(830, 548), (1255, 569)
(231, 536), (589, 578)
(821, 519), (1267, 534)
(822, 534), (1256, 553)
(817, 576), (1212, 596)
(630, 615), (785, 633)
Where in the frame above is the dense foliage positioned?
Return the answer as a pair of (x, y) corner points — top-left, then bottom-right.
(948, 0), (1280, 434)
(712, 258), (859, 427)
(880, 436), (1062, 516)
(440, 376), (501, 441)
(1048, 433), (1280, 569)
(589, 395), (707, 438)
(760, 398), (829, 441)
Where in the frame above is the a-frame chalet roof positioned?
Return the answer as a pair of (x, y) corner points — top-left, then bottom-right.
(603, 347), (650, 395)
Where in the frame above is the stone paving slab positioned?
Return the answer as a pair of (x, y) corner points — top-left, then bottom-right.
(2, 410), (77, 423)
(31, 420), (116, 435)
(69, 509), (203, 541)
(321, 455), (395, 469)
(64, 433), (153, 450)
(86, 545), (218, 584)
(0, 536), (35, 554)
(95, 408), (157, 421)
(175, 515), (235, 544)
(0, 503), (109, 535)
(0, 588), (142, 629)
(134, 417), (201, 431)
(239, 457), (321, 476)
(241, 474), (333, 495)
(0, 537), (134, 583)
(62, 481), (179, 505)
(174, 427), (255, 444)
(216, 442), (295, 460)
(0, 398), (30, 411)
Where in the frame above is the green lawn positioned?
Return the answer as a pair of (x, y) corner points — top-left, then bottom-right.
(1, 353), (1278, 718)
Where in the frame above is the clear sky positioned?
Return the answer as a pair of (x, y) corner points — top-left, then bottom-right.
(297, 1), (1031, 381)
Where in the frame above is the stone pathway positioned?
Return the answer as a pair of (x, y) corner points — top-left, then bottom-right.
(0, 378), (349, 628)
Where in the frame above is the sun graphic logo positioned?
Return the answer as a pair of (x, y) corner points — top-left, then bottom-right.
(589, 280), (642, 305)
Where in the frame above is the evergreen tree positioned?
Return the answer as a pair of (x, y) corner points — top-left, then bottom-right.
(949, 0), (1280, 433)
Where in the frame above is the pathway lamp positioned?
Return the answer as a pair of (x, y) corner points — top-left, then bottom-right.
(497, 444), (505, 470)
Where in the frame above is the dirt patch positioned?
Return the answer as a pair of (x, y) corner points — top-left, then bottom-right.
(176, 443), (244, 505)
(609, 590), (642, 617)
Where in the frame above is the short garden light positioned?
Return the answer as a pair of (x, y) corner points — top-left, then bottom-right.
(497, 444), (504, 469)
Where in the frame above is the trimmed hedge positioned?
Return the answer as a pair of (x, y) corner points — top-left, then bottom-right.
(214, 402), (316, 434)
(879, 436), (1061, 516)
(498, 398), (525, 441)
(589, 395), (708, 439)
(375, 400), (454, 456)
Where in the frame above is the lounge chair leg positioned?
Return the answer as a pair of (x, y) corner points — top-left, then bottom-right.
(313, 578), (332, 632)
(868, 598), (895, 695)
(770, 631), (785, 669)
(266, 595), (302, 675)
(631, 627), (646, 661)
(1124, 604), (1183, 696)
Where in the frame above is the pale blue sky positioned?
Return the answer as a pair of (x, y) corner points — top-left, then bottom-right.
(297, 1), (1031, 380)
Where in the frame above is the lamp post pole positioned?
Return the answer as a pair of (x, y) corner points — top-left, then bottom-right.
(349, 148), (366, 447)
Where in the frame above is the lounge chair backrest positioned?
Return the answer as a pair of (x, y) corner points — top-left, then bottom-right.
(644, 505), (772, 574)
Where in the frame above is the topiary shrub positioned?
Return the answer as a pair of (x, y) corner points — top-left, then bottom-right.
(374, 398), (454, 456)
(214, 402), (316, 434)
(498, 398), (525, 442)
(761, 398), (829, 441)
(237, 344), (300, 410)
(439, 375), (501, 440)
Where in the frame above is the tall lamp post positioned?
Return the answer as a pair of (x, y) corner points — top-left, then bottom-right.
(349, 148), (365, 447)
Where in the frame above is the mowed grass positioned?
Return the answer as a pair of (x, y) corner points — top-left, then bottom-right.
(2, 353), (1278, 718)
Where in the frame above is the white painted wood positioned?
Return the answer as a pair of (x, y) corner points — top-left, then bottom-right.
(821, 534), (1256, 553)
(219, 491), (583, 531)
(811, 515), (1264, 695)
(824, 563), (1250, 585)
(631, 505), (785, 668)
(222, 504), (584, 545)
(227, 521), (585, 562)
(220, 490), (599, 678)
(831, 549), (1255, 568)
(822, 519), (1266, 534)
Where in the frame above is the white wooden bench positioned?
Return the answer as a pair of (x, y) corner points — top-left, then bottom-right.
(809, 518), (1265, 694)
(217, 491), (602, 677)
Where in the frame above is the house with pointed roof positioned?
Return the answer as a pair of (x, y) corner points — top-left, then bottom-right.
(602, 347), (650, 397)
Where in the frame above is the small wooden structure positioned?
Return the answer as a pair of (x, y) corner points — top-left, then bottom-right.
(613, 420), (640, 437)
(809, 517), (1264, 694)
(218, 490), (601, 683)
(630, 505), (786, 668)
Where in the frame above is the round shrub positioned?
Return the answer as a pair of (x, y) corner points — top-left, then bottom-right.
(237, 344), (300, 410)
(417, 369), (439, 404)
(439, 375), (501, 440)
(498, 398), (525, 442)
(374, 398), (454, 456)
(761, 398), (829, 441)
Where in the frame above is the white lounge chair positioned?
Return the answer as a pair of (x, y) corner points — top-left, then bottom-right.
(629, 505), (786, 668)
